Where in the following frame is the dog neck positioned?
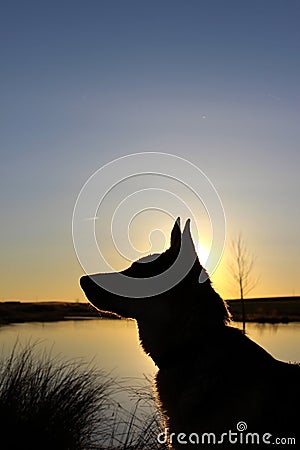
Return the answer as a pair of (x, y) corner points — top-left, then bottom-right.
(154, 325), (226, 370)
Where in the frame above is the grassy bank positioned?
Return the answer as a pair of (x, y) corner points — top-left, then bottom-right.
(227, 296), (300, 323)
(0, 301), (110, 325)
(0, 297), (300, 325)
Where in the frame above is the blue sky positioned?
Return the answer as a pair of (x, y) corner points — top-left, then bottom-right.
(1, 0), (299, 300)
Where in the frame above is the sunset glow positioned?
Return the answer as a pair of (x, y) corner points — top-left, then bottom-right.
(195, 242), (210, 267)
(1, 1), (299, 301)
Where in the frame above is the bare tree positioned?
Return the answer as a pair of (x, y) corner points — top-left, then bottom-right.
(229, 234), (259, 333)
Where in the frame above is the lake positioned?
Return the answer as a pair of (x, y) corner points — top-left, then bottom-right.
(1, 319), (300, 410)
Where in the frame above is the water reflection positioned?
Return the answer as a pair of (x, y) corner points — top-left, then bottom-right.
(234, 321), (300, 362)
(1, 319), (299, 370)
(1, 319), (299, 414)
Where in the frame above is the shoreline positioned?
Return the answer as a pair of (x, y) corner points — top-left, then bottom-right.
(1, 297), (300, 326)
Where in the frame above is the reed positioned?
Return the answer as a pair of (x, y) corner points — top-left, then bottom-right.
(0, 342), (166, 449)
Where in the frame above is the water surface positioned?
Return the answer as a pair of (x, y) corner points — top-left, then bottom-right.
(1, 319), (299, 408)
(1, 319), (300, 370)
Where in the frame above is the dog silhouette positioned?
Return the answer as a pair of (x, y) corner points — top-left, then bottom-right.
(80, 218), (299, 449)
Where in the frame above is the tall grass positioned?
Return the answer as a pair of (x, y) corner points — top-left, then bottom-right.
(0, 343), (167, 449)
(106, 377), (167, 449)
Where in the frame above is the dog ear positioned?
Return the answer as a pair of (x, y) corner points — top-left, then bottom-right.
(170, 217), (181, 248)
(182, 219), (197, 255)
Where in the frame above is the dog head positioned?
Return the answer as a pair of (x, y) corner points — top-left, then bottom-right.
(80, 218), (230, 367)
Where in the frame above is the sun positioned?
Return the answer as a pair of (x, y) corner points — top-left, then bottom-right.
(195, 241), (210, 266)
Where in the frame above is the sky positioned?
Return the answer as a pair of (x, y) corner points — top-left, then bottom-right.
(1, 0), (299, 301)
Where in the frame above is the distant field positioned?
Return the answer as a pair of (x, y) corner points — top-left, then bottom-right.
(227, 297), (300, 323)
(0, 297), (300, 325)
(0, 301), (101, 325)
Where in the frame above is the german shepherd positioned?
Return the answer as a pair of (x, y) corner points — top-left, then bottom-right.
(80, 218), (299, 449)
